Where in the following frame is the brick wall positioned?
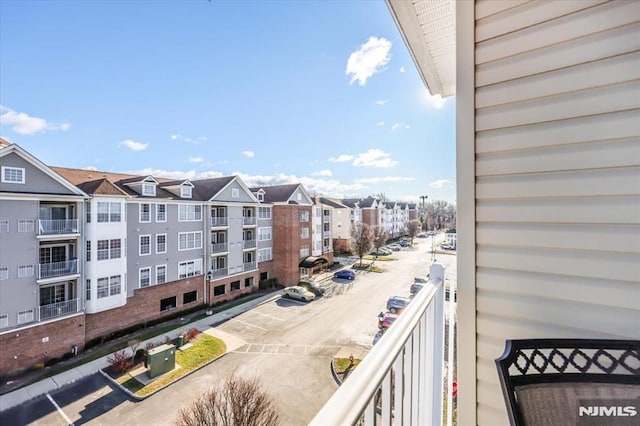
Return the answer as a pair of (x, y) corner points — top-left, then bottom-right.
(0, 314), (85, 378)
(208, 271), (259, 304)
(85, 275), (205, 343)
(272, 205), (312, 286)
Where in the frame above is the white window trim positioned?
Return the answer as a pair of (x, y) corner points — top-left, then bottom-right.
(0, 314), (8, 328)
(156, 233), (167, 254)
(156, 203), (167, 222)
(181, 186), (192, 198)
(139, 203), (151, 223)
(178, 204), (202, 222)
(17, 264), (34, 278)
(0, 267), (9, 280)
(17, 219), (35, 233)
(156, 264), (167, 285)
(1, 166), (25, 184)
(142, 183), (156, 196)
(0, 220), (9, 233)
(139, 234), (151, 256)
(178, 231), (203, 251)
(139, 267), (151, 288)
(231, 188), (239, 198)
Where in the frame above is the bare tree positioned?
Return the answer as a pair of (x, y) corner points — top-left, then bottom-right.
(350, 222), (373, 267)
(372, 225), (388, 252)
(128, 339), (140, 364)
(407, 220), (420, 245)
(174, 375), (279, 426)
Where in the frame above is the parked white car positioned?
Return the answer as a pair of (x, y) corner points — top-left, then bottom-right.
(283, 286), (315, 302)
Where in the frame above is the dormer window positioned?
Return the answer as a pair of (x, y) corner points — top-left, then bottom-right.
(257, 192), (264, 202)
(142, 183), (156, 196)
(181, 186), (192, 198)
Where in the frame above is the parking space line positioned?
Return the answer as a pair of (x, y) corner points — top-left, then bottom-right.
(232, 319), (267, 331)
(46, 393), (75, 426)
(281, 297), (308, 306)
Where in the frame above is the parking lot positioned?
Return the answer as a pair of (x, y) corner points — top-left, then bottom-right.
(2, 236), (457, 425)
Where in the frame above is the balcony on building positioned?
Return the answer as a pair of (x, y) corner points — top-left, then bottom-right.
(243, 239), (257, 249)
(208, 268), (228, 280)
(39, 298), (80, 321)
(243, 261), (257, 272)
(38, 203), (80, 240)
(311, 262), (450, 426)
(211, 206), (228, 228)
(37, 259), (79, 282)
(211, 241), (229, 254)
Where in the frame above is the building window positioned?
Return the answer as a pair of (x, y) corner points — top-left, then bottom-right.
(183, 290), (197, 304)
(258, 227), (272, 241)
(156, 203), (166, 222)
(17, 264), (34, 278)
(110, 239), (121, 259)
(0, 267), (8, 280)
(109, 203), (121, 222)
(260, 272), (268, 281)
(142, 183), (156, 196)
(178, 231), (202, 251)
(140, 267), (151, 288)
(97, 240), (109, 260)
(300, 245), (309, 257)
(257, 192), (264, 202)
(300, 227), (309, 239)
(139, 235), (151, 256)
(0, 315), (8, 329)
(231, 280), (241, 291)
(213, 285), (225, 297)
(0, 220), (8, 233)
(178, 259), (203, 279)
(160, 296), (176, 311)
(178, 204), (202, 221)
(109, 275), (121, 296)
(244, 277), (254, 288)
(17, 309), (34, 324)
(231, 188), (239, 198)
(181, 186), (192, 198)
(258, 207), (271, 219)
(140, 203), (151, 222)
(86, 202), (91, 223)
(297, 193), (302, 201)
(156, 265), (166, 285)
(86, 279), (91, 301)
(97, 277), (109, 298)
(300, 211), (309, 222)
(18, 219), (34, 233)
(86, 241), (91, 262)
(258, 248), (272, 262)
(1, 166), (25, 184)
(156, 234), (167, 254)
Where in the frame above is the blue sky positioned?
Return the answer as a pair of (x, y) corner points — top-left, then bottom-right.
(0, 0), (456, 203)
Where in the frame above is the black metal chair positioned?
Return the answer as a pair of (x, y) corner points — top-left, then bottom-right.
(495, 339), (640, 426)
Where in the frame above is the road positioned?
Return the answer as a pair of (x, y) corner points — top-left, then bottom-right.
(2, 236), (456, 425)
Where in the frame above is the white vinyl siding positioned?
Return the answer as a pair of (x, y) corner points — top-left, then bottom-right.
(471, 2), (640, 425)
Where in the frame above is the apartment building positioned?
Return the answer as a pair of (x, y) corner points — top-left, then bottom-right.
(0, 143), (88, 376)
(251, 184), (330, 285)
(320, 197), (351, 253)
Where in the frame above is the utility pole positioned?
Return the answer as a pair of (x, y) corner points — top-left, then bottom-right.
(420, 195), (428, 230)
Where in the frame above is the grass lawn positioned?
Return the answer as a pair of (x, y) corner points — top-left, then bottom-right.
(333, 357), (361, 374)
(115, 333), (226, 397)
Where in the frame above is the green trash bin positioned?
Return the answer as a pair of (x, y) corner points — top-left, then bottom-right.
(177, 335), (184, 347)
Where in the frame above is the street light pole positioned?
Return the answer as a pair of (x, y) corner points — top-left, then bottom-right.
(420, 195), (428, 231)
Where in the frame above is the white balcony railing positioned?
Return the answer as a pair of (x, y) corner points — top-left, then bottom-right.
(39, 298), (79, 321)
(208, 268), (227, 279)
(311, 271), (445, 425)
(38, 219), (79, 235)
(243, 261), (257, 272)
(243, 239), (257, 249)
(211, 242), (229, 253)
(211, 217), (228, 227)
(38, 259), (78, 280)
(243, 217), (256, 226)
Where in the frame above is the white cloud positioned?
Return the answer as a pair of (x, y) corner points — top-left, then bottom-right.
(119, 139), (149, 151)
(376, 99), (389, 106)
(429, 179), (453, 189)
(346, 36), (392, 86)
(353, 149), (397, 168)
(328, 154), (355, 163)
(170, 133), (207, 143)
(356, 176), (415, 184)
(312, 169), (333, 177)
(234, 171), (365, 197)
(423, 90), (447, 109)
(399, 67), (406, 73)
(127, 168), (197, 180)
(377, 121), (385, 127)
(0, 106), (70, 135)
(391, 123), (410, 131)
(242, 151), (255, 158)
(82, 166), (98, 171)
(188, 157), (204, 163)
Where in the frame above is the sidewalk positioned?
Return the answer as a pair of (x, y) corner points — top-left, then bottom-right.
(0, 290), (282, 412)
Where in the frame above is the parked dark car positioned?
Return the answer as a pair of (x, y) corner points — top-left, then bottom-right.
(410, 282), (426, 295)
(298, 281), (325, 296)
(386, 296), (412, 313)
(334, 269), (356, 280)
(399, 240), (410, 247)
